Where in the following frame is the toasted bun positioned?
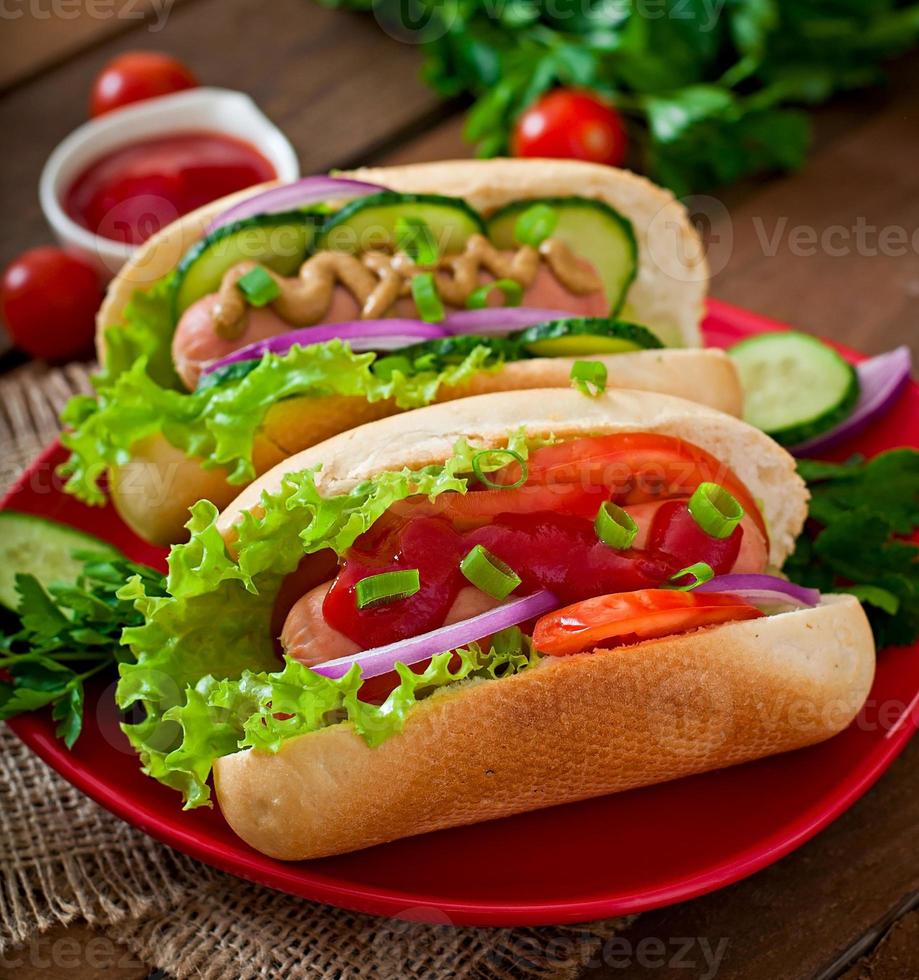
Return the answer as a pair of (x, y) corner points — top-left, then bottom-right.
(220, 387), (807, 567)
(98, 158), (705, 348)
(213, 594), (875, 861)
(96, 180), (281, 354)
(111, 349), (743, 546)
(96, 159), (713, 545)
(109, 432), (289, 548)
(347, 159), (707, 346)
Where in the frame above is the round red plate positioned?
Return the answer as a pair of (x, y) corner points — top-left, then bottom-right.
(4, 299), (918, 926)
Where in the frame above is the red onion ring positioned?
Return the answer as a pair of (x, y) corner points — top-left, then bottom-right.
(195, 307), (582, 379)
(791, 346), (912, 457)
(206, 176), (386, 233)
(442, 308), (579, 336)
(695, 573), (820, 609)
(312, 590), (559, 680)
(198, 319), (447, 377)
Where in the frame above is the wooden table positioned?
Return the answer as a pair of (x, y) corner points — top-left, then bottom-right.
(1, 3), (917, 978)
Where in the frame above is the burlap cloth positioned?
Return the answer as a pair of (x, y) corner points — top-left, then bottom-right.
(0, 363), (631, 979)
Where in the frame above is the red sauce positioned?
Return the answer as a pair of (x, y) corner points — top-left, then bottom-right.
(63, 131), (276, 245)
(323, 505), (744, 650)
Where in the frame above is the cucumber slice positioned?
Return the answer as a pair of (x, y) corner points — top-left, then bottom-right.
(173, 211), (316, 317)
(195, 358), (261, 391)
(729, 331), (860, 446)
(0, 512), (119, 611)
(510, 318), (663, 358)
(486, 197), (637, 314)
(319, 192), (485, 255)
(386, 334), (518, 372)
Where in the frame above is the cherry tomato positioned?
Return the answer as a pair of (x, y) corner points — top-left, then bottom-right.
(533, 589), (763, 657)
(496, 434), (769, 542)
(90, 52), (198, 118)
(512, 89), (627, 167)
(1, 248), (102, 361)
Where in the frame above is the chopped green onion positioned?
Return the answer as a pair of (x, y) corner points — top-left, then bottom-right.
(373, 354), (412, 380)
(594, 502), (638, 550)
(666, 562), (715, 591)
(466, 278), (524, 310)
(570, 360), (608, 397)
(514, 203), (558, 247)
(396, 216), (439, 266)
(236, 266), (280, 306)
(411, 273), (445, 323)
(355, 569), (421, 609)
(471, 448), (528, 489)
(460, 544), (521, 600)
(688, 482), (744, 539)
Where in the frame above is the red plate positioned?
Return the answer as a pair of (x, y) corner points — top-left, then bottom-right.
(4, 299), (918, 926)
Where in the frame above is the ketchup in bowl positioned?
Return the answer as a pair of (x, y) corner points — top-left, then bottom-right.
(63, 131), (276, 245)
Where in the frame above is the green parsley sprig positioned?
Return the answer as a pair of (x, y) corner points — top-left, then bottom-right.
(786, 450), (919, 648)
(0, 554), (165, 746)
(323, 0), (919, 194)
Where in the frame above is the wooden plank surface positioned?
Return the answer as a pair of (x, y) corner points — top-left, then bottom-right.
(708, 54), (919, 359)
(1, 5), (918, 979)
(0, 0), (187, 92)
(581, 737), (919, 980)
(0, 0), (445, 270)
(841, 907), (919, 980)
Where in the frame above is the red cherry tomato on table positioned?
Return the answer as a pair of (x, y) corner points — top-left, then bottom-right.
(1, 248), (102, 361)
(512, 89), (628, 167)
(90, 52), (198, 118)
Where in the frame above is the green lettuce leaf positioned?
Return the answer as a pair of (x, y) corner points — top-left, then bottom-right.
(59, 282), (503, 504)
(164, 630), (538, 808)
(117, 432), (534, 806)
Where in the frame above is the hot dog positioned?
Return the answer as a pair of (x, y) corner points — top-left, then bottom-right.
(65, 159), (742, 548)
(116, 388), (875, 860)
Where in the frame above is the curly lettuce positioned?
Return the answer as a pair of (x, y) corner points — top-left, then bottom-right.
(164, 634), (538, 807)
(59, 280), (504, 504)
(117, 433), (535, 807)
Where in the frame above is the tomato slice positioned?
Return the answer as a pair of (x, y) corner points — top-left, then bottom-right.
(496, 434), (768, 541)
(413, 483), (611, 530)
(532, 589), (763, 656)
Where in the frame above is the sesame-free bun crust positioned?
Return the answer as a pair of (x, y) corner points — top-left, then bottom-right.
(211, 388), (865, 863)
(98, 158), (706, 347)
(347, 159), (707, 347)
(214, 594), (875, 861)
(96, 181), (281, 355)
(95, 160), (714, 545)
(109, 349), (742, 546)
(219, 387), (806, 567)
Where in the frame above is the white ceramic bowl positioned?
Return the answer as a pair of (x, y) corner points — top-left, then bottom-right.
(39, 87), (300, 279)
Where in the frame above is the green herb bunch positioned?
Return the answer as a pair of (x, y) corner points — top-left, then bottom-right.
(787, 450), (919, 648)
(325, 0), (919, 194)
(0, 555), (165, 746)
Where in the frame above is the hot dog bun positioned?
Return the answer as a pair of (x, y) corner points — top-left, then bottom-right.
(346, 159), (707, 346)
(95, 160), (720, 546)
(214, 594), (874, 861)
(209, 389), (871, 861)
(113, 349), (742, 546)
(99, 159), (706, 346)
(218, 387), (806, 567)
